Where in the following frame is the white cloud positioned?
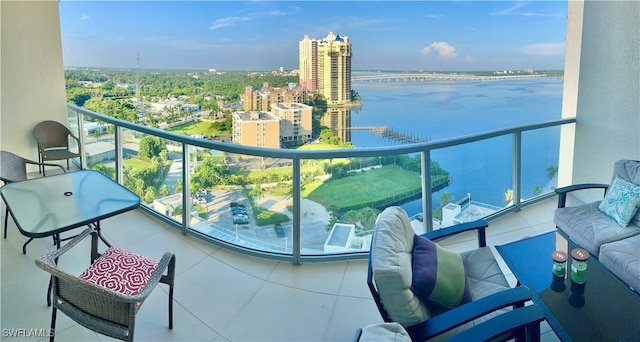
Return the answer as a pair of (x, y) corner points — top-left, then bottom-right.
(79, 15), (91, 21)
(522, 43), (565, 56)
(491, 2), (527, 16)
(209, 16), (253, 30)
(421, 42), (457, 59)
(267, 10), (287, 16)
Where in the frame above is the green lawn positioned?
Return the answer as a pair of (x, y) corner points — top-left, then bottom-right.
(167, 121), (219, 137)
(305, 166), (423, 211)
(124, 158), (151, 169)
(297, 143), (348, 150)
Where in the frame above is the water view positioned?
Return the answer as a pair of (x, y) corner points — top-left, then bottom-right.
(348, 77), (564, 214)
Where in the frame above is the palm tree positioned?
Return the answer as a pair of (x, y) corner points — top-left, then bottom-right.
(532, 185), (543, 196)
(504, 189), (514, 205)
(547, 165), (559, 180)
(173, 179), (183, 193)
(250, 184), (266, 208)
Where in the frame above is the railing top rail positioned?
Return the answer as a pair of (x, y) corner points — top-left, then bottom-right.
(69, 103), (575, 159)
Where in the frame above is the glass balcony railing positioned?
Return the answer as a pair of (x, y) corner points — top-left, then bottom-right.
(68, 103), (576, 264)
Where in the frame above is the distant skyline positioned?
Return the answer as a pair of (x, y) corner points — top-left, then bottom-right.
(59, 1), (568, 71)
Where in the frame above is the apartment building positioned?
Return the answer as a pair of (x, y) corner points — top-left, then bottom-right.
(299, 32), (352, 105)
(240, 82), (307, 112)
(231, 111), (280, 149)
(271, 103), (313, 144)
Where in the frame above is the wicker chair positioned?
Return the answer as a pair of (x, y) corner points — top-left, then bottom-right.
(0, 150), (65, 253)
(33, 120), (82, 175)
(35, 228), (176, 342)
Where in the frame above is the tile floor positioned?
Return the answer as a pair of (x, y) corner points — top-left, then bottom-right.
(1, 197), (563, 341)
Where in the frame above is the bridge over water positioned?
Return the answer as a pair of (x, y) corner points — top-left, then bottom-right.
(345, 126), (428, 144)
(352, 73), (545, 83)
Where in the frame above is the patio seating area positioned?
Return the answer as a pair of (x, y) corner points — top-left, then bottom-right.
(1, 194), (562, 341)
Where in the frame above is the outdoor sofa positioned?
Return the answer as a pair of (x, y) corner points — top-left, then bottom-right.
(554, 159), (640, 293)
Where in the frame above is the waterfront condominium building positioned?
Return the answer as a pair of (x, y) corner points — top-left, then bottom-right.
(232, 111), (281, 149)
(240, 83), (307, 112)
(270, 103), (313, 144)
(299, 32), (352, 105)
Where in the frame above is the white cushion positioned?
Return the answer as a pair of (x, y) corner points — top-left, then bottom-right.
(358, 323), (411, 342)
(371, 206), (430, 327)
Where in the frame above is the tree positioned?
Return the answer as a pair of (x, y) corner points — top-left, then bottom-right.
(546, 165), (559, 180)
(504, 189), (514, 205)
(173, 179), (183, 193)
(439, 192), (454, 209)
(92, 128), (102, 142)
(143, 186), (156, 203)
(159, 184), (170, 197)
(91, 163), (115, 179)
(532, 185), (543, 196)
(191, 156), (230, 188)
(139, 136), (166, 159)
(250, 184), (266, 207)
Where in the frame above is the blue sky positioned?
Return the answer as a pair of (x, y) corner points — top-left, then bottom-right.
(59, 1), (568, 71)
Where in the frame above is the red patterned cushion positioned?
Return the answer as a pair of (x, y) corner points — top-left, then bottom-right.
(79, 247), (159, 296)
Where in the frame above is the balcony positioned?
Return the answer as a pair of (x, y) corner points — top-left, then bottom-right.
(1, 1), (638, 340)
(1, 194), (563, 341)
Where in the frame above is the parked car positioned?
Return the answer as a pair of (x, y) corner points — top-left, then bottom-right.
(230, 202), (245, 208)
(274, 223), (285, 237)
(193, 197), (206, 205)
(231, 206), (246, 213)
(233, 216), (249, 225)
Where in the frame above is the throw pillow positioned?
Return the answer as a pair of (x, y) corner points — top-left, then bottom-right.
(410, 234), (472, 308)
(599, 175), (640, 228)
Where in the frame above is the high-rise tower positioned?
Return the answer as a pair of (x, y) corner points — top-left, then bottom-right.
(299, 32), (351, 105)
(299, 35), (318, 92)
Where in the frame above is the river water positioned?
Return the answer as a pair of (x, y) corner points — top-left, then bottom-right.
(346, 77), (564, 215)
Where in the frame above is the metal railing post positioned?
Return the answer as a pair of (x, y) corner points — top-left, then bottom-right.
(182, 143), (190, 235)
(292, 157), (302, 265)
(421, 150), (434, 233)
(513, 131), (522, 211)
(77, 113), (86, 170)
(115, 126), (123, 184)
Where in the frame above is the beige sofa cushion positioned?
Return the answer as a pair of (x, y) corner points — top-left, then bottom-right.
(555, 201), (640, 256)
(358, 323), (411, 342)
(371, 206), (430, 327)
(599, 235), (640, 293)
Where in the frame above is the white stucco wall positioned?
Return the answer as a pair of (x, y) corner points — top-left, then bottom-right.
(560, 1), (640, 201)
(1, 0), (68, 161)
(557, 0), (583, 188)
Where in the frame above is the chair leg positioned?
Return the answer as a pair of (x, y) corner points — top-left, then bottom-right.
(22, 238), (34, 255)
(4, 208), (8, 238)
(169, 285), (174, 330)
(168, 255), (175, 330)
(47, 277), (52, 307)
(162, 254), (176, 330)
(49, 306), (57, 342)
